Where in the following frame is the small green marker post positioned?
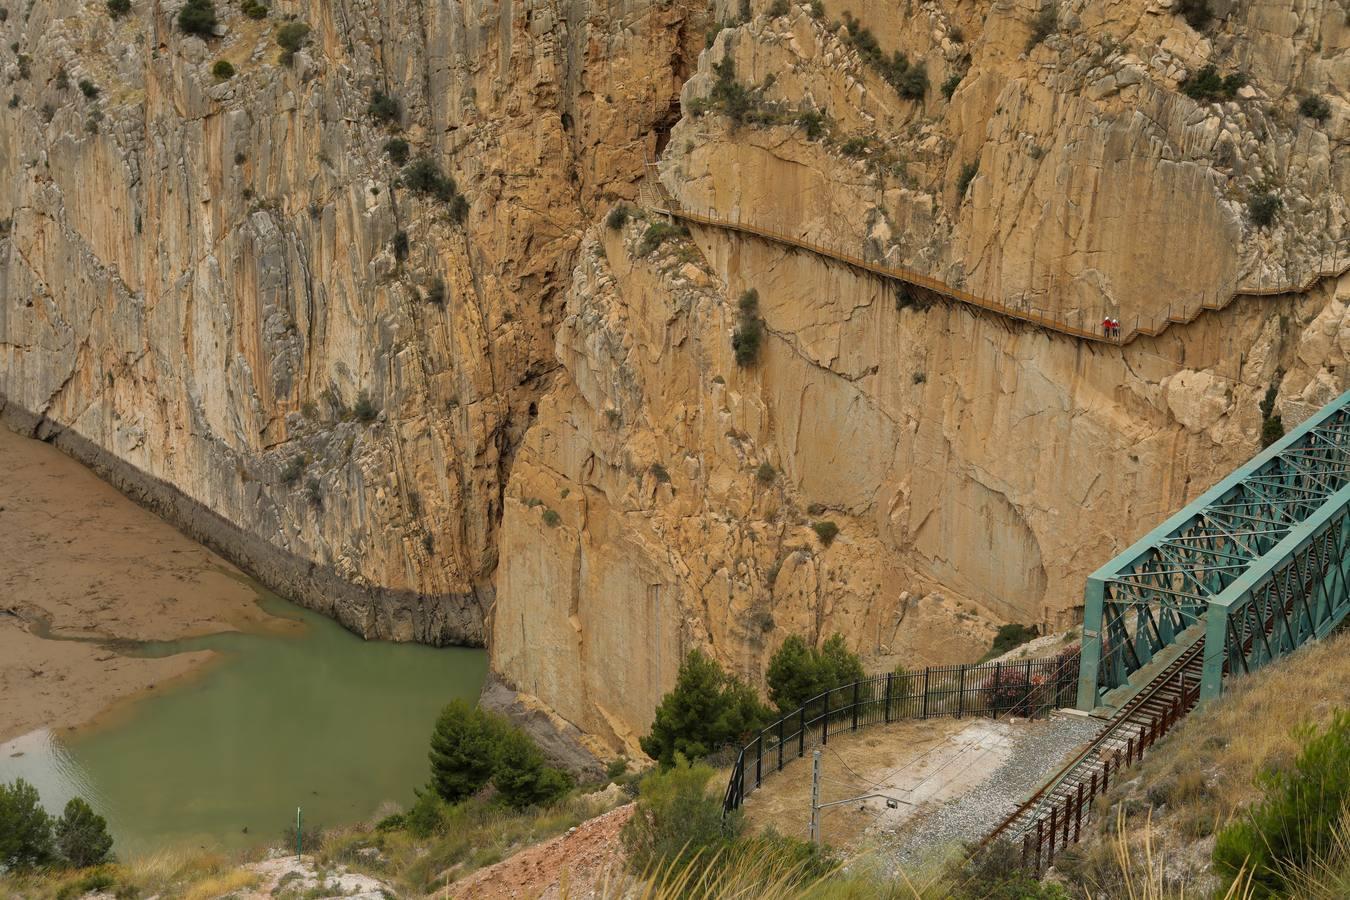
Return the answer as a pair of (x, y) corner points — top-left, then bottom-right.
(296, 807), (302, 859)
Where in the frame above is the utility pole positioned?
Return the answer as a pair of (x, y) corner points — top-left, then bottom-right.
(808, 749), (911, 846)
(808, 750), (821, 844)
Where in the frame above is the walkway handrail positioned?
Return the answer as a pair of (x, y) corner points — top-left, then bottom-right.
(642, 168), (1350, 346)
(722, 652), (1080, 814)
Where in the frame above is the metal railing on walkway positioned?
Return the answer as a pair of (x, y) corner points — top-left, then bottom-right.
(722, 653), (1080, 814)
(641, 167), (1350, 346)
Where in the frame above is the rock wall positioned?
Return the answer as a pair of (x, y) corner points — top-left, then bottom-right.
(492, 0), (1350, 752)
(0, 0), (704, 642)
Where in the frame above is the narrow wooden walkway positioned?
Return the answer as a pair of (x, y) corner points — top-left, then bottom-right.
(639, 173), (1350, 346)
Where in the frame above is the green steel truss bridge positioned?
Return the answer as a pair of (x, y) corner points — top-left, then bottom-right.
(1077, 388), (1350, 710)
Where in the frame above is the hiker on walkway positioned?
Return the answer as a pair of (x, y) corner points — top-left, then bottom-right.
(1102, 316), (1112, 338)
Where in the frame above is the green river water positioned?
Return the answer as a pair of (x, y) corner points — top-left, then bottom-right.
(0, 588), (487, 855)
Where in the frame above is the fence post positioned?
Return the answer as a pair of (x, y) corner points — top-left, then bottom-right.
(1035, 818), (1044, 876)
(778, 717), (786, 771)
(755, 735), (763, 787)
(957, 665), (967, 717)
(1075, 782), (1085, 841)
(1024, 660), (1034, 715)
(884, 672), (894, 723)
(1127, 736), (1135, 765)
(822, 690), (831, 745)
(922, 667), (931, 719)
(993, 662), (1002, 714)
(1022, 832), (1031, 871)
(799, 707), (806, 757)
(852, 681), (861, 731)
(1049, 806), (1058, 862)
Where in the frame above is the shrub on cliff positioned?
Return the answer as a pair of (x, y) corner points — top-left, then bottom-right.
(54, 797), (114, 868)
(1176, 0), (1210, 29)
(241, 0), (268, 19)
(177, 0), (217, 37)
(211, 59), (235, 79)
(1299, 94), (1331, 122)
(403, 157), (458, 202)
(766, 633), (865, 714)
(640, 649), (771, 768)
(106, 0), (131, 18)
(1249, 191), (1281, 228)
(276, 21), (311, 65)
(368, 90), (401, 125)
(732, 288), (763, 366)
(0, 779), (55, 871)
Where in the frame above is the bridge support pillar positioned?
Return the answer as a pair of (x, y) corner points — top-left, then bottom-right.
(1200, 600), (1227, 702)
(1076, 579), (1105, 711)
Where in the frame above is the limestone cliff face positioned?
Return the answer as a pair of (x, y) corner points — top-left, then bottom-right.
(0, 0), (702, 642)
(3, 0), (1348, 758)
(492, 0), (1350, 753)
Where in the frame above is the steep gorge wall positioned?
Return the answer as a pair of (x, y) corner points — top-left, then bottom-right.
(491, 0), (1350, 753)
(0, 0), (703, 642)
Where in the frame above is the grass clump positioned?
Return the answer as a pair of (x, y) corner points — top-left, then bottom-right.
(812, 520), (839, 545)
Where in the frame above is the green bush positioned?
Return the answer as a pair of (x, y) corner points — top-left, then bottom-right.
(732, 317), (762, 366)
(0, 778), (55, 872)
(1214, 711), (1350, 896)
(54, 797), (114, 868)
(428, 699), (506, 804)
(280, 455), (304, 485)
(491, 728), (574, 810)
(639, 221), (684, 256)
(986, 623), (1038, 659)
(606, 205), (630, 230)
(276, 21), (311, 64)
(368, 90), (401, 124)
(941, 72), (962, 99)
(1026, 3), (1057, 51)
(954, 840), (1068, 898)
(404, 157), (457, 201)
(812, 520), (839, 545)
(392, 230), (409, 261)
(709, 56), (752, 125)
(766, 633), (865, 713)
(426, 276), (446, 306)
(895, 64), (927, 100)
(383, 137), (410, 165)
(639, 649), (771, 767)
(177, 0), (217, 37)
(1176, 0), (1210, 29)
(1299, 95), (1331, 121)
(1262, 415), (1284, 448)
(756, 461), (775, 483)
(404, 790), (446, 838)
(1249, 192), (1282, 228)
(542, 508), (561, 527)
(621, 756), (740, 877)
(354, 390), (379, 423)
(1182, 64), (1247, 102)
(79, 79), (100, 99)
(810, 0), (823, 17)
(106, 0), (131, 18)
(211, 59), (235, 79)
(767, 0), (789, 16)
(796, 108), (825, 140)
(957, 160), (979, 198)
(241, 0), (268, 19)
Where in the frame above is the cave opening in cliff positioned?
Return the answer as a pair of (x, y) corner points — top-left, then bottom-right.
(653, 98), (681, 157)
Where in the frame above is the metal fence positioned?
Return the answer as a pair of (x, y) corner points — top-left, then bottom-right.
(723, 652), (1081, 813)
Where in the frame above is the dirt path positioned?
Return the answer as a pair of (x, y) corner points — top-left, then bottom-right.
(448, 803), (634, 899)
(0, 427), (288, 742)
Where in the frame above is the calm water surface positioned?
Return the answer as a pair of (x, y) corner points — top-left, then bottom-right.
(0, 588), (487, 854)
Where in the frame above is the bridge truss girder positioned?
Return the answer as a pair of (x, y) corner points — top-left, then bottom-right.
(1078, 391), (1350, 710)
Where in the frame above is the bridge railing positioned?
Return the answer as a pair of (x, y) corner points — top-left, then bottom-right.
(723, 652), (1080, 814)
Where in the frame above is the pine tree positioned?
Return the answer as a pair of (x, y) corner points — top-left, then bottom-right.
(427, 700), (503, 803)
(0, 778), (55, 871)
(640, 649), (770, 767)
(55, 797), (114, 867)
(491, 729), (573, 809)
